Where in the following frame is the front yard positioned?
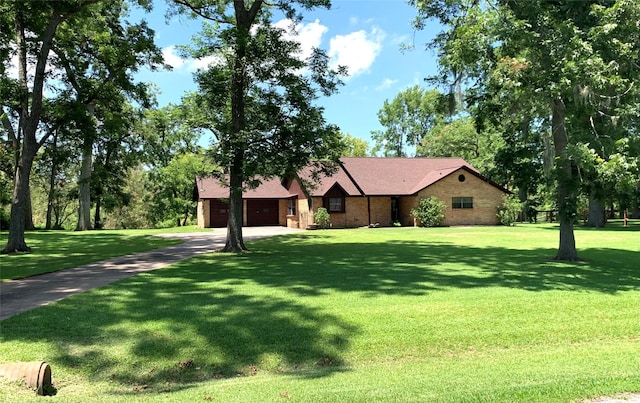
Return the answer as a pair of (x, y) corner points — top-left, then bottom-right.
(0, 227), (200, 281)
(0, 223), (638, 402)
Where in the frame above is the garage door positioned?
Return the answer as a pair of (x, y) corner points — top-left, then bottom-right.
(247, 199), (279, 226)
(209, 200), (229, 228)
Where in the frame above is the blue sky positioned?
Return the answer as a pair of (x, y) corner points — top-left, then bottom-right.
(133, 1), (442, 149)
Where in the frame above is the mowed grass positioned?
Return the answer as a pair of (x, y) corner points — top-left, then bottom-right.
(0, 227), (208, 281)
(0, 223), (638, 402)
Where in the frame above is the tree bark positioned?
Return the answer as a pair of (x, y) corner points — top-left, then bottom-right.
(45, 132), (59, 230)
(76, 142), (93, 231)
(223, 153), (247, 252)
(518, 187), (528, 222)
(2, 145), (36, 253)
(25, 186), (35, 230)
(93, 196), (102, 229)
(551, 98), (579, 261)
(586, 195), (605, 227)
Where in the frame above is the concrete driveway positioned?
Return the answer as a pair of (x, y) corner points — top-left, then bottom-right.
(0, 227), (301, 320)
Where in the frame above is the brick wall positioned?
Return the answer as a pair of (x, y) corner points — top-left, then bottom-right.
(414, 169), (505, 226)
(304, 196), (392, 228)
(298, 198), (312, 228)
(398, 196), (418, 226)
(369, 196), (392, 226)
(278, 199), (288, 226)
(343, 197), (368, 227)
(197, 200), (210, 228)
(307, 196), (368, 228)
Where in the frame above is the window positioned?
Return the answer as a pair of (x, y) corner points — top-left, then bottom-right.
(324, 185), (346, 213)
(288, 199), (296, 216)
(329, 197), (343, 212)
(452, 197), (473, 209)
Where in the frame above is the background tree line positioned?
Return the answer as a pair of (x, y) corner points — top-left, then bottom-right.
(0, 1), (220, 250)
(1, 0), (638, 260)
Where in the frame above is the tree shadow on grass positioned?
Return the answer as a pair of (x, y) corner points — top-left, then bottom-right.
(0, 269), (358, 395)
(0, 231), (178, 280)
(0, 231), (637, 396)
(214, 236), (639, 296)
(536, 220), (640, 232)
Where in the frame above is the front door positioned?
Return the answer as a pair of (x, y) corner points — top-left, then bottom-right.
(391, 197), (400, 222)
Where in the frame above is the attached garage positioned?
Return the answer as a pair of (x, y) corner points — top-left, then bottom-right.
(209, 199), (229, 228)
(247, 199), (279, 226)
(195, 176), (296, 228)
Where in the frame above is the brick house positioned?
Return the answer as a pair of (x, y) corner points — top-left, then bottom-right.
(195, 157), (510, 229)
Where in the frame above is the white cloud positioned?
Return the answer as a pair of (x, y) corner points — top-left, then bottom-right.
(328, 26), (385, 79)
(162, 45), (223, 72)
(375, 78), (398, 91)
(162, 46), (185, 69)
(161, 19), (328, 78)
(189, 55), (223, 71)
(273, 18), (328, 61)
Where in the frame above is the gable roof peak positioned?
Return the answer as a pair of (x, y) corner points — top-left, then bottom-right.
(334, 157), (476, 196)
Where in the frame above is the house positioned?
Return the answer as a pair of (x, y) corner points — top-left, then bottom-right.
(194, 157), (510, 229)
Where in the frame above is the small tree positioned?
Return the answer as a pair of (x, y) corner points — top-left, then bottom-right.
(411, 196), (446, 227)
(497, 194), (523, 226)
(314, 207), (331, 229)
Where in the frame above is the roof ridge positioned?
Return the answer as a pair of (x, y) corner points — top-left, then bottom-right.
(339, 160), (366, 196)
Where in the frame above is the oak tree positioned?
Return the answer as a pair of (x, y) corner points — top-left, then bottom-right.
(173, 0), (345, 252)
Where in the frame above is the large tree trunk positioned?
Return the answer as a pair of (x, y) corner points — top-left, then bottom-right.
(2, 145), (37, 253)
(586, 195), (605, 227)
(76, 142), (93, 231)
(518, 187), (528, 222)
(182, 209), (189, 226)
(223, 154), (247, 252)
(45, 145), (58, 230)
(46, 198), (54, 230)
(93, 195), (102, 229)
(25, 186), (35, 230)
(551, 98), (579, 261)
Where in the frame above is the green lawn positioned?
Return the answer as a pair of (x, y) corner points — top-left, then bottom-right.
(0, 227), (209, 281)
(0, 223), (638, 402)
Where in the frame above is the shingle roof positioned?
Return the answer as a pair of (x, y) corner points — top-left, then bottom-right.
(196, 158), (508, 200)
(339, 157), (476, 196)
(297, 164), (362, 197)
(195, 176), (296, 199)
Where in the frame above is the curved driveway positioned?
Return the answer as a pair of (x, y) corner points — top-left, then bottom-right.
(0, 227), (301, 320)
